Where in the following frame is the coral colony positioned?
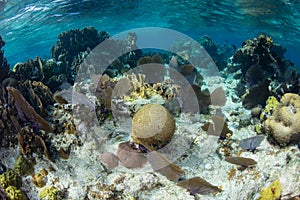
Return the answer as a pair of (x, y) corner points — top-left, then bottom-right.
(0, 29), (300, 200)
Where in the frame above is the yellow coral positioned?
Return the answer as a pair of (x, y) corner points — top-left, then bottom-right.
(40, 186), (59, 200)
(258, 180), (281, 200)
(0, 169), (22, 189)
(260, 96), (279, 121)
(5, 186), (27, 200)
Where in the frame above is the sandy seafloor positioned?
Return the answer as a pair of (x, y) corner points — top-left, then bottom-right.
(1, 67), (300, 200)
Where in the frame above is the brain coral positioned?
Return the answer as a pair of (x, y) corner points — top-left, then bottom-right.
(131, 104), (175, 150)
(264, 93), (300, 145)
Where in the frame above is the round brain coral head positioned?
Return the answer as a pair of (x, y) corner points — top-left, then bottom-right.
(131, 104), (176, 150)
(264, 93), (300, 146)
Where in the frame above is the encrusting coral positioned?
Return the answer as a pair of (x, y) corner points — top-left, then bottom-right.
(258, 180), (281, 200)
(260, 96), (279, 121)
(5, 186), (27, 200)
(39, 186), (59, 200)
(264, 93), (300, 145)
(0, 169), (22, 189)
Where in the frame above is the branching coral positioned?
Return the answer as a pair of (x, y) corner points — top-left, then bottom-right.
(264, 93), (300, 145)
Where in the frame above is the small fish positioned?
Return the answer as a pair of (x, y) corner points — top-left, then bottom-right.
(100, 152), (119, 168)
(239, 135), (265, 152)
(225, 156), (257, 168)
(147, 151), (184, 182)
(177, 177), (221, 195)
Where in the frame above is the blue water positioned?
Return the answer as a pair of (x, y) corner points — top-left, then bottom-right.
(1, 0), (300, 67)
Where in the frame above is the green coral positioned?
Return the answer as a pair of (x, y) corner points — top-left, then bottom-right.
(0, 169), (22, 189)
(260, 96), (279, 121)
(13, 156), (34, 176)
(258, 180), (281, 200)
(40, 186), (59, 200)
(5, 186), (27, 200)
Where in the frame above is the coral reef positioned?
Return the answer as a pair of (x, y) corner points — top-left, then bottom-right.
(13, 57), (44, 81)
(50, 27), (109, 85)
(229, 34), (294, 109)
(1, 29), (300, 199)
(51, 27), (109, 64)
(95, 74), (117, 111)
(131, 104), (176, 150)
(228, 34), (289, 79)
(264, 93), (300, 146)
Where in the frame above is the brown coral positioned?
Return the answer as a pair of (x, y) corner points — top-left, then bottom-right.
(131, 104), (175, 150)
(264, 93), (300, 145)
(6, 86), (53, 133)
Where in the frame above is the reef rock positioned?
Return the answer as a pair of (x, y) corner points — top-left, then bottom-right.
(264, 93), (300, 145)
